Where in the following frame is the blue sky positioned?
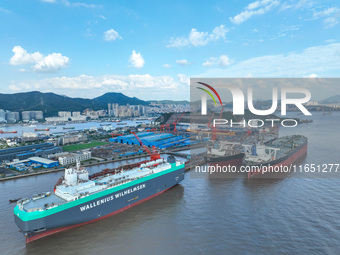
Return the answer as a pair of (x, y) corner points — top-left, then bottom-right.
(1, 0), (340, 100)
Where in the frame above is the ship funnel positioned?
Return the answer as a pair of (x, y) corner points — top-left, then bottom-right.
(167, 155), (176, 164)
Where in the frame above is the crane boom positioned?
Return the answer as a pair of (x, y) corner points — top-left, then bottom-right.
(131, 132), (161, 161)
(172, 112), (185, 132)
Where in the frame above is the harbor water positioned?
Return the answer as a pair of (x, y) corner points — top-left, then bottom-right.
(1, 112), (340, 255)
(0, 120), (150, 138)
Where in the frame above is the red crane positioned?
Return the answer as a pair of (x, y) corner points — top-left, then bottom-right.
(172, 112), (185, 132)
(165, 123), (170, 132)
(131, 132), (161, 161)
(219, 105), (225, 120)
(213, 105), (226, 140)
(207, 112), (215, 128)
(211, 105), (225, 141)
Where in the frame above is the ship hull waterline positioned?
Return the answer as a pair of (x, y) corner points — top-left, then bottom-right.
(206, 153), (245, 168)
(247, 143), (307, 179)
(14, 166), (185, 243)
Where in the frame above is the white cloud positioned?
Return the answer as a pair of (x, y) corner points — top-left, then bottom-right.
(10, 46), (43, 66)
(279, 3), (293, 11)
(313, 7), (340, 18)
(176, 59), (189, 66)
(246, 1), (261, 10)
(61, 0), (99, 8)
(230, 0), (279, 24)
(279, 0), (315, 11)
(42, 0), (100, 8)
(97, 15), (107, 20)
(10, 46), (69, 73)
(0, 7), (12, 13)
(313, 7), (340, 28)
(270, 25), (300, 40)
(177, 74), (190, 85)
(167, 25), (228, 48)
(303, 74), (318, 78)
(71, 2), (98, 8)
(162, 64), (171, 68)
(294, 0), (315, 9)
(9, 84), (21, 91)
(202, 55), (232, 67)
(33, 53), (69, 73)
(103, 29), (122, 41)
(324, 17), (338, 28)
(129, 50), (145, 69)
(201, 43), (340, 77)
(203, 57), (217, 67)
(218, 55), (231, 66)
(8, 74), (184, 99)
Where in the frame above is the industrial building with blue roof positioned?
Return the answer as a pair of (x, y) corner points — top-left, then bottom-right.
(109, 132), (189, 149)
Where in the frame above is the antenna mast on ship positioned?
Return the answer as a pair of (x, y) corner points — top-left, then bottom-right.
(76, 158), (81, 170)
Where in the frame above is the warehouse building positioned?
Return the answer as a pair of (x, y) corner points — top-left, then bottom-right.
(29, 157), (59, 168)
(110, 132), (189, 149)
(58, 134), (88, 146)
(0, 143), (62, 162)
(58, 151), (91, 166)
(6, 157), (59, 169)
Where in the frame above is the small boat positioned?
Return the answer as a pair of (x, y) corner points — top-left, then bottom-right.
(35, 128), (50, 131)
(9, 198), (22, 203)
(0, 130), (17, 134)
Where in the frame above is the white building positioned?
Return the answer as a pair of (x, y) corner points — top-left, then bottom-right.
(59, 134), (87, 146)
(45, 115), (86, 122)
(0, 109), (5, 122)
(58, 111), (72, 117)
(58, 151), (91, 166)
(22, 111), (43, 122)
(22, 132), (38, 138)
(305, 101), (319, 106)
(103, 126), (114, 131)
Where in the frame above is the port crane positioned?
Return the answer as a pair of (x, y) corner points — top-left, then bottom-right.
(212, 105), (225, 140)
(172, 112), (185, 132)
(207, 112), (215, 129)
(131, 132), (161, 161)
(160, 123), (170, 133)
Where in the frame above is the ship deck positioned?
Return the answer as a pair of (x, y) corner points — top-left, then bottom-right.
(243, 135), (307, 165)
(20, 160), (182, 212)
(23, 194), (66, 211)
(266, 135), (307, 158)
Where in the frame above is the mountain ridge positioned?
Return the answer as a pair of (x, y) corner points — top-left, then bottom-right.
(0, 91), (148, 116)
(321, 95), (340, 103)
